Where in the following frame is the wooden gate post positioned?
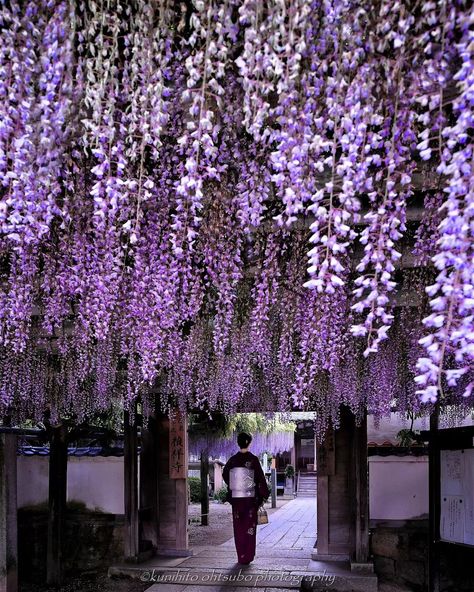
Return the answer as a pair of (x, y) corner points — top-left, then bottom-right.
(0, 433), (18, 592)
(140, 415), (159, 551)
(156, 411), (190, 556)
(124, 410), (139, 562)
(314, 407), (370, 564)
(353, 412), (370, 566)
(46, 426), (68, 585)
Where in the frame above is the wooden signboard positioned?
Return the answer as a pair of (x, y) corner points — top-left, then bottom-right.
(169, 412), (187, 479)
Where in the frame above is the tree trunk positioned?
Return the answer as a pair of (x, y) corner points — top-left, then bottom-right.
(200, 449), (209, 526)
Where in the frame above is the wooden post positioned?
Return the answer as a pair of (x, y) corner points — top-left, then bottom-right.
(428, 404), (441, 592)
(140, 415), (159, 550)
(200, 449), (209, 526)
(314, 408), (354, 561)
(156, 412), (190, 555)
(124, 410), (139, 562)
(46, 426), (68, 585)
(353, 412), (369, 565)
(271, 459), (277, 508)
(0, 433), (18, 592)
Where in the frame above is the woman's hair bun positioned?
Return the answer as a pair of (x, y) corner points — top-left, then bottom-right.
(237, 431), (252, 448)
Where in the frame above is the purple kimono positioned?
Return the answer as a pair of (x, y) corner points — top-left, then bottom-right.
(222, 451), (270, 564)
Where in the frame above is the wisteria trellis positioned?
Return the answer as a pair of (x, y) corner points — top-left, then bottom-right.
(0, 0), (473, 430)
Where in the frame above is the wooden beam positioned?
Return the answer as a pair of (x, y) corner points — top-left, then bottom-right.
(46, 426), (68, 586)
(0, 433), (18, 592)
(124, 411), (139, 562)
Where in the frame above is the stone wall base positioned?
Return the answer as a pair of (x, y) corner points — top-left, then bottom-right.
(18, 509), (124, 583)
(370, 519), (474, 592)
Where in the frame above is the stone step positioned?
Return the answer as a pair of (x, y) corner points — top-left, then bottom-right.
(133, 568), (378, 592)
(110, 565), (377, 592)
(139, 571), (301, 589)
(146, 587), (299, 592)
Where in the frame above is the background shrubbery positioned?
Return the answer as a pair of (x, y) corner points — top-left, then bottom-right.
(188, 477), (201, 503)
(213, 486), (228, 503)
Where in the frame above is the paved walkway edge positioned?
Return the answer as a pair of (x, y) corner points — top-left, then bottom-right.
(109, 565), (378, 592)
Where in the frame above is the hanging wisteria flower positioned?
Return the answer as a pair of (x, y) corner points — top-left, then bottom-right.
(415, 5), (474, 403)
(0, 0), (472, 433)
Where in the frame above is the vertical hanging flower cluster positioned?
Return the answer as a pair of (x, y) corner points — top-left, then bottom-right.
(350, 1), (417, 354)
(415, 4), (474, 403)
(174, 0), (235, 254)
(0, 0), (473, 429)
(303, 0), (364, 295)
(200, 183), (244, 357)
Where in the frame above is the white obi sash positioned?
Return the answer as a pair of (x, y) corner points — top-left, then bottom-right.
(229, 467), (255, 498)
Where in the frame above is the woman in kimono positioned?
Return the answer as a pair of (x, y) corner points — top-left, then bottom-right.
(222, 432), (270, 565)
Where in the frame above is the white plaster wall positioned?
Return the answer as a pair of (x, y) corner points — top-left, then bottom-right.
(67, 456), (124, 514)
(17, 455), (125, 514)
(17, 456), (49, 508)
(368, 412), (474, 445)
(369, 456), (429, 520)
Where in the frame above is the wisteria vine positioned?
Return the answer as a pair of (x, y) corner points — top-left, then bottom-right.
(0, 0), (473, 433)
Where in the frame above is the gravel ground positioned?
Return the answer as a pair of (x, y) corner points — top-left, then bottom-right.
(188, 498), (292, 547)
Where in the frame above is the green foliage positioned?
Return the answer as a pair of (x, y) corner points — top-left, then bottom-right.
(188, 411), (228, 438)
(396, 429), (417, 447)
(223, 413), (296, 438)
(188, 476), (202, 503)
(285, 464), (295, 478)
(213, 486), (229, 503)
(396, 410), (423, 446)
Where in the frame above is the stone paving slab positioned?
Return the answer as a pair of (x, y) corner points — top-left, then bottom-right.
(180, 558), (311, 570)
(147, 587), (299, 592)
(192, 548), (313, 559)
(115, 564), (377, 592)
(221, 498), (316, 552)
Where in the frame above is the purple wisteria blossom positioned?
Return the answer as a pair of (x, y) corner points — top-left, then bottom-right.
(0, 0), (472, 432)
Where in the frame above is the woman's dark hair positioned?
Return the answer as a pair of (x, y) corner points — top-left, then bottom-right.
(237, 432), (252, 449)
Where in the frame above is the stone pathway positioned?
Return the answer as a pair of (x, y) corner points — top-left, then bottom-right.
(109, 497), (378, 591)
(220, 496), (317, 552)
(188, 498), (292, 547)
